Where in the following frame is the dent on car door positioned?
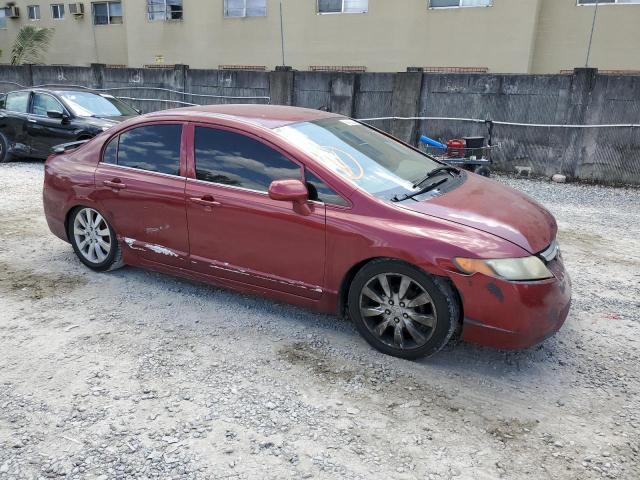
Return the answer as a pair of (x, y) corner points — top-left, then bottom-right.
(93, 123), (189, 267)
(185, 125), (327, 299)
(0, 90), (31, 156)
(28, 93), (77, 157)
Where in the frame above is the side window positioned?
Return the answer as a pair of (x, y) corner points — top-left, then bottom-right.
(102, 135), (118, 164)
(118, 124), (182, 175)
(32, 93), (64, 116)
(194, 126), (300, 191)
(5, 91), (30, 113)
(306, 170), (349, 207)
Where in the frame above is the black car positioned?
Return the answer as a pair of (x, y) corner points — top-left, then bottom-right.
(0, 88), (139, 162)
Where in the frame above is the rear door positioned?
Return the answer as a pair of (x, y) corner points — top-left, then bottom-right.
(27, 92), (78, 157)
(93, 122), (189, 267)
(0, 90), (32, 156)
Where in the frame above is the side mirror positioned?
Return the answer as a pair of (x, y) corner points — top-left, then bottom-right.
(268, 179), (312, 215)
(47, 110), (70, 123)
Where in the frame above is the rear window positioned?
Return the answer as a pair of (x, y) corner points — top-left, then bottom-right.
(5, 91), (30, 113)
(113, 124), (182, 175)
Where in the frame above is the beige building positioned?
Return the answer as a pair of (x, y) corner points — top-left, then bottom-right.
(0, 0), (639, 73)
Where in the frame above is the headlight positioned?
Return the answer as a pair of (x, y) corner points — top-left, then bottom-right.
(453, 256), (553, 281)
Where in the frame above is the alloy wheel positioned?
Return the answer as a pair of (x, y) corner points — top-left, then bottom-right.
(73, 208), (112, 264)
(359, 273), (438, 350)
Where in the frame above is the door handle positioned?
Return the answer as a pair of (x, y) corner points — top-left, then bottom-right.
(27, 118), (37, 123)
(103, 179), (126, 190)
(190, 195), (221, 207)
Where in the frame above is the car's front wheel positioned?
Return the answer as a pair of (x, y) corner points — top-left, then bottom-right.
(348, 259), (460, 360)
(68, 207), (124, 271)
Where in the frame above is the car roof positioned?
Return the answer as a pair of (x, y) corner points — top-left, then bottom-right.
(144, 104), (343, 129)
(6, 87), (102, 96)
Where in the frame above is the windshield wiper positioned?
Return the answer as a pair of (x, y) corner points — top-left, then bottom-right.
(392, 177), (449, 202)
(413, 166), (460, 189)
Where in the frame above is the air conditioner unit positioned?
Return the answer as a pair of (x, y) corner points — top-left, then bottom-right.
(6, 6), (20, 18)
(68, 3), (85, 16)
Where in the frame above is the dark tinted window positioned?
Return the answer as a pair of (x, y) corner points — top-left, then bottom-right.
(306, 171), (349, 206)
(194, 127), (300, 191)
(118, 124), (182, 175)
(5, 91), (30, 113)
(103, 136), (118, 164)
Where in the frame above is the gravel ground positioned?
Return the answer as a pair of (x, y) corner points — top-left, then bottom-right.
(0, 162), (639, 480)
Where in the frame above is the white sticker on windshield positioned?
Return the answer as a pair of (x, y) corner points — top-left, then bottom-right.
(340, 119), (359, 126)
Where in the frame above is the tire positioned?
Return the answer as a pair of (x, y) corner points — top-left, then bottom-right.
(0, 133), (12, 163)
(348, 259), (460, 360)
(68, 207), (124, 272)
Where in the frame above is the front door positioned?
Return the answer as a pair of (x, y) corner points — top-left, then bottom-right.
(27, 92), (77, 157)
(93, 122), (189, 267)
(185, 124), (326, 299)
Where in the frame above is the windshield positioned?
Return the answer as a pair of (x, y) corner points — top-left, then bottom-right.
(274, 118), (442, 199)
(58, 91), (138, 117)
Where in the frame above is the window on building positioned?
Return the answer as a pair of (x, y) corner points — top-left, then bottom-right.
(429, 0), (492, 8)
(147, 0), (183, 21)
(93, 1), (123, 25)
(28, 5), (41, 20)
(578, 0), (640, 4)
(318, 0), (368, 13)
(117, 124), (182, 175)
(51, 4), (65, 19)
(0, 8), (7, 29)
(5, 91), (31, 113)
(224, 0), (267, 18)
(194, 127), (301, 191)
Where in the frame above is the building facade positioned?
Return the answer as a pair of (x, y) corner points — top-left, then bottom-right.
(0, 0), (638, 73)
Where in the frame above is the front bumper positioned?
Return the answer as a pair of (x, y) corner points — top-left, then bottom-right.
(449, 256), (571, 349)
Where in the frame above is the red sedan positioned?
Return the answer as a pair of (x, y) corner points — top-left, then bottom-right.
(43, 105), (571, 359)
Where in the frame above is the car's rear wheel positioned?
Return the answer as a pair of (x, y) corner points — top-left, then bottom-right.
(348, 259), (459, 359)
(68, 207), (124, 272)
(0, 133), (12, 163)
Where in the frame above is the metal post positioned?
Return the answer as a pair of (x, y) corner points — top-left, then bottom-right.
(279, 1), (286, 66)
(585, 1), (599, 68)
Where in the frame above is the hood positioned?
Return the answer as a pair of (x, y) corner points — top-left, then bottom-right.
(83, 115), (133, 129)
(397, 173), (556, 254)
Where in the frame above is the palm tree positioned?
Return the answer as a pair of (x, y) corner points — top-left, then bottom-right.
(10, 26), (54, 65)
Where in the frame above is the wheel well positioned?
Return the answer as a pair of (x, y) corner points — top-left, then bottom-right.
(64, 205), (83, 241)
(338, 257), (464, 329)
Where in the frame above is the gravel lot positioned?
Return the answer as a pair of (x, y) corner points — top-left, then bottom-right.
(1, 162), (639, 480)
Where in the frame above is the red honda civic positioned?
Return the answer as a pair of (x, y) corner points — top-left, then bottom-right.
(43, 105), (571, 359)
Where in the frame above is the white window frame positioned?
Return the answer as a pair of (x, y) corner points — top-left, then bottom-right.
(92, 1), (123, 25)
(147, 0), (183, 22)
(28, 5), (41, 20)
(317, 0), (369, 14)
(577, 0), (640, 5)
(51, 3), (65, 20)
(429, 0), (493, 9)
(223, 0), (267, 18)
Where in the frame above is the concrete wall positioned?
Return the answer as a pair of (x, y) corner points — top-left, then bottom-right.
(1, 1), (640, 74)
(0, 64), (638, 185)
